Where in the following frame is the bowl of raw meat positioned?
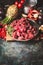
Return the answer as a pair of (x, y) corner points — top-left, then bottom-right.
(7, 17), (39, 42)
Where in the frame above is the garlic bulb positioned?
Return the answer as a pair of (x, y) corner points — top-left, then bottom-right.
(24, 6), (30, 14)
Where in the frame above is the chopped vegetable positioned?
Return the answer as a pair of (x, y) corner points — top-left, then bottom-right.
(10, 18), (37, 40)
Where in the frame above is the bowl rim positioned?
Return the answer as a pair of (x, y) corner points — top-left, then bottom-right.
(7, 18), (39, 42)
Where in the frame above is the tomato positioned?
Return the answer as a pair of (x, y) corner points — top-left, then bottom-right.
(14, 0), (25, 9)
(20, 0), (25, 4)
(18, 3), (22, 9)
(15, 1), (18, 6)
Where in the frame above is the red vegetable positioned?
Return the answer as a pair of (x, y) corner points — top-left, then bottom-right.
(18, 3), (22, 9)
(15, 1), (18, 6)
(0, 23), (6, 39)
(21, 0), (25, 4)
(28, 9), (39, 20)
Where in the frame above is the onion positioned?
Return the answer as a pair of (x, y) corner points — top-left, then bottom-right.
(2, 5), (18, 25)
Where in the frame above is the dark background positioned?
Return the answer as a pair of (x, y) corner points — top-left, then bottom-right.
(0, 0), (43, 7)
